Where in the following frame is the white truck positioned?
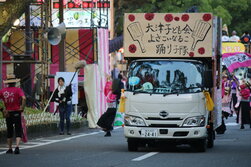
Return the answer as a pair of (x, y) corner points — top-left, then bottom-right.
(123, 13), (222, 152)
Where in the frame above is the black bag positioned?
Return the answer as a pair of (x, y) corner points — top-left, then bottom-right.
(216, 118), (226, 134)
(112, 79), (121, 95)
(97, 108), (116, 131)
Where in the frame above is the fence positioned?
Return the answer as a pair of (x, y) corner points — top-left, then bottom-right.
(0, 112), (84, 131)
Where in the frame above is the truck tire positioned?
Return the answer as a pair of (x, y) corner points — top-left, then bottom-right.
(191, 139), (206, 152)
(128, 139), (138, 151)
(207, 123), (215, 148)
(207, 130), (215, 148)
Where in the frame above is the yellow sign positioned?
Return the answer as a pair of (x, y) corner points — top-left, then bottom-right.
(222, 42), (245, 54)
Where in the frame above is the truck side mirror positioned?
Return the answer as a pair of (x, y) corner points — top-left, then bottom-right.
(204, 70), (213, 88)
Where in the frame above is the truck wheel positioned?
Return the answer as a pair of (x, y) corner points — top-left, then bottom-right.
(191, 139), (206, 152)
(128, 139), (138, 151)
(197, 139), (206, 152)
(207, 122), (215, 148)
(207, 130), (215, 148)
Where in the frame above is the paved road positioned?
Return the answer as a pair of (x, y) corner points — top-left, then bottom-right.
(0, 116), (250, 167)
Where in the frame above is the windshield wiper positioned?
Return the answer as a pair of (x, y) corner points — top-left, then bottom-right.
(184, 86), (203, 90)
(133, 90), (148, 95)
(163, 87), (202, 97)
(133, 89), (154, 95)
(163, 91), (180, 97)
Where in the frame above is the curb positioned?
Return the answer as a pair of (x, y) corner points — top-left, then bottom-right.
(0, 119), (88, 144)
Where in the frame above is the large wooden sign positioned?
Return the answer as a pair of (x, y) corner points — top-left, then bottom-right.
(124, 13), (213, 58)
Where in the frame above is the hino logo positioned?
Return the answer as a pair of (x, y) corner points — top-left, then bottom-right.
(159, 111), (168, 118)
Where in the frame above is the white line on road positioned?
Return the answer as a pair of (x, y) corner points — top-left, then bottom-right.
(225, 122), (239, 126)
(23, 142), (49, 145)
(132, 152), (159, 161)
(0, 127), (122, 155)
(39, 139), (61, 142)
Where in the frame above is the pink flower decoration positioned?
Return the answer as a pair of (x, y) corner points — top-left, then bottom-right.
(129, 44), (137, 53)
(145, 13), (155, 21)
(128, 14), (135, 22)
(174, 17), (180, 21)
(189, 52), (194, 57)
(198, 47), (205, 55)
(63, 0), (68, 5)
(181, 14), (189, 22)
(73, 0), (82, 6)
(164, 14), (173, 22)
(203, 14), (212, 21)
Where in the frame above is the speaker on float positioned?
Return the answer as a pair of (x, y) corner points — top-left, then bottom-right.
(47, 22), (66, 45)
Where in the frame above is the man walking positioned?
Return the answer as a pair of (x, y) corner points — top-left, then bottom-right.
(0, 74), (26, 154)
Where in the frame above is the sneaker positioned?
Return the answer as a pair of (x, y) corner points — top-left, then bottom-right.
(59, 132), (64, 135)
(104, 131), (111, 137)
(14, 147), (20, 154)
(240, 125), (244, 129)
(67, 132), (71, 135)
(6, 149), (13, 154)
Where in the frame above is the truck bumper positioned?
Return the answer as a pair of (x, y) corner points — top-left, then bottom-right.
(124, 126), (207, 140)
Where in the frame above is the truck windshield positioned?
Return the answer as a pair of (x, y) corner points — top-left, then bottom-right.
(127, 61), (204, 94)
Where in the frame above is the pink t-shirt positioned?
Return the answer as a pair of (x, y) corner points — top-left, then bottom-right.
(0, 87), (25, 111)
(104, 81), (116, 103)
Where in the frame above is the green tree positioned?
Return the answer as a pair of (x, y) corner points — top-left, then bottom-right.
(115, 0), (251, 36)
(0, 0), (34, 38)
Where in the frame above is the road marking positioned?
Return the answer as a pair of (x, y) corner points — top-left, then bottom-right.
(0, 148), (9, 150)
(23, 141), (48, 145)
(225, 122), (239, 126)
(0, 127), (122, 155)
(216, 139), (237, 142)
(39, 139), (61, 142)
(132, 152), (158, 161)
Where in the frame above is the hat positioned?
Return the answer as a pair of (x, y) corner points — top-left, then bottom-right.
(3, 74), (20, 84)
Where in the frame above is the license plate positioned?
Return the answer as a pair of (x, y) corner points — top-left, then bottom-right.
(141, 129), (158, 137)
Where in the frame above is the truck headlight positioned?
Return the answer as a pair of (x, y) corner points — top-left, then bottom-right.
(124, 115), (146, 126)
(182, 116), (205, 127)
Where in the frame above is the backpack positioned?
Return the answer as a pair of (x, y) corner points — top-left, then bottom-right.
(112, 79), (121, 95)
(241, 35), (250, 43)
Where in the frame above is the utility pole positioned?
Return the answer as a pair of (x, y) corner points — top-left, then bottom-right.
(110, 0), (116, 73)
(59, 0), (65, 71)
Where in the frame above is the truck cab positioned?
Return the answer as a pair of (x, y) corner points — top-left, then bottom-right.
(124, 59), (213, 152)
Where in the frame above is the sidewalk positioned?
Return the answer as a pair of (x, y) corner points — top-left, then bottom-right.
(0, 118), (89, 144)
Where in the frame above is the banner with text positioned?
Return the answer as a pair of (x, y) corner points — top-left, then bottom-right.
(124, 13), (213, 58)
(222, 52), (251, 73)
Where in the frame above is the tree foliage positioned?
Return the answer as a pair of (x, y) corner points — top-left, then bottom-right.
(115, 0), (251, 36)
(0, 0), (34, 37)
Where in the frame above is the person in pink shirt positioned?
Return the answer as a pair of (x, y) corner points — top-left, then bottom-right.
(97, 75), (117, 137)
(0, 74), (26, 154)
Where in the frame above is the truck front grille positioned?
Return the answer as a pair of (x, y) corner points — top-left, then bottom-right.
(146, 117), (182, 121)
(149, 124), (179, 128)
